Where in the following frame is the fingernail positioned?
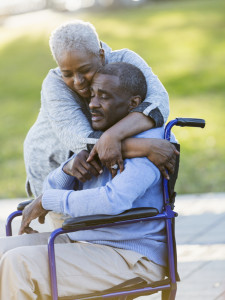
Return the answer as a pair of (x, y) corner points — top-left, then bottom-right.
(99, 170), (103, 174)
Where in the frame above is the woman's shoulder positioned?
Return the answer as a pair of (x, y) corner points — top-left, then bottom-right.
(43, 67), (64, 85)
(102, 41), (132, 63)
(42, 67), (75, 97)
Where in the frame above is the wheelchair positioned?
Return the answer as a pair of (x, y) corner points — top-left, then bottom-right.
(6, 118), (205, 300)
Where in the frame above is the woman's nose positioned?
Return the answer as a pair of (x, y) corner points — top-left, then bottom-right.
(73, 73), (84, 86)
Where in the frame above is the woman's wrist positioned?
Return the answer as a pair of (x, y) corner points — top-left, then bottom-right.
(121, 138), (153, 158)
(101, 127), (122, 142)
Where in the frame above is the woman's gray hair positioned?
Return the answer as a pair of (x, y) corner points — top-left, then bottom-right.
(49, 20), (101, 62)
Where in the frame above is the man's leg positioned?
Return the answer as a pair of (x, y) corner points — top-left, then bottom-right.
(0, 232), (71, 259)
(0, 241), (165, 300)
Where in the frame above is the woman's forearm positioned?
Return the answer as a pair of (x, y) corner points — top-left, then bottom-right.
(89, 112), (155, 172)
(106, 112), (154, 141)
(121, 138), (152, 158)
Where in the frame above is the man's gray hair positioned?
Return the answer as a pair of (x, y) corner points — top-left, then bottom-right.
(96, 62), (147, 101)
(49, 20), (101, 62)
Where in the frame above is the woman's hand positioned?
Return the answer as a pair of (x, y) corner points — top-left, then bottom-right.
(87, 132), (124, 178)
(63, 150), (103, 183)
(147, 139), (180, 179)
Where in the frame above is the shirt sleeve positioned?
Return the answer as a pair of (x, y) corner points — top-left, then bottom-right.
(108, 48), (169, 127)
(42, 157), (77, 192)
(41, 69), (103, 152)
(42, 156), (160, 218)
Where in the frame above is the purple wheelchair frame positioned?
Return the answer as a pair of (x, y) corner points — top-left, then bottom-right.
(6, 118), (205, 300)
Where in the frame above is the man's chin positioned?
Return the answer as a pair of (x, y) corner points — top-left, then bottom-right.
(92, 122), (106, 131)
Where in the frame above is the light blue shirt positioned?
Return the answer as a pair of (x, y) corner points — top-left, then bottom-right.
(42, 127), (176, 266)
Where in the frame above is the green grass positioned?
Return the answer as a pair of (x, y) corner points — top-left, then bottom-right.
(0, 0), (224, 198)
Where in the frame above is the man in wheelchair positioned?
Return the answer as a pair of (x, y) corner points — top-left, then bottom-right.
(0, 62), (177, 299)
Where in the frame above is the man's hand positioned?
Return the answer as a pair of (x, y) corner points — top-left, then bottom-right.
(63, 150), (103, 183)
(19, 194), (48, 235)
(87, 132), (124, 178)
(147, 139), (180, 180)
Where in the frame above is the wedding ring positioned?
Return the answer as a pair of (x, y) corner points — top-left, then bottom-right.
(111, 163), (118, 170)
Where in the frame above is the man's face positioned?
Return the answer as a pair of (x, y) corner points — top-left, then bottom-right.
(89, 73), (131, 131)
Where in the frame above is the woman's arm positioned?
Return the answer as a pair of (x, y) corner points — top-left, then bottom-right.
(87, 112), (179, 178)
(77, 138), (179, 182)
(87, 112), (153, 171)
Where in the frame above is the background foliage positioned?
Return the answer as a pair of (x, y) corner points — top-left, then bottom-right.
(0, 0), (224, 198)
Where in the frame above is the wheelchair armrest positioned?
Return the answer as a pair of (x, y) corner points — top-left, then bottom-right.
(17, 199), (34, 211)
(62, 207), (159, 231)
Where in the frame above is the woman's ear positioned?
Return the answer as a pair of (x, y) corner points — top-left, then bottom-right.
(99, 48), (105, 65)
(128, 96), (142, 111)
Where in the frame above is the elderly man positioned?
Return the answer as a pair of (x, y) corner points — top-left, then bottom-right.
(0, 62), (176, 300)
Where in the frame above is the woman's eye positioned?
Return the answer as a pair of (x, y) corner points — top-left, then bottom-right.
(63, 73), (72, 78)
(81, 68), (91, 74)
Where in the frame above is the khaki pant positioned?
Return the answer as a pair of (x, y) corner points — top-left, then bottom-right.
(0, 232), (165, 300)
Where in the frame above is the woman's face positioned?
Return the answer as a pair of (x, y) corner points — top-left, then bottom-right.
(58, 49), (104, 98)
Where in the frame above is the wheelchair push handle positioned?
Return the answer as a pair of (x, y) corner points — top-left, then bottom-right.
(176, 118), (205, 128)
(164, 117), (205, 142)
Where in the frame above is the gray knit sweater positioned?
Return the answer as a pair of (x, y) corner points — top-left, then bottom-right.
(24, 42), (169, 197)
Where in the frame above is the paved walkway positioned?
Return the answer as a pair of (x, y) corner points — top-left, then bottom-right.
(0, 193), (225, 299)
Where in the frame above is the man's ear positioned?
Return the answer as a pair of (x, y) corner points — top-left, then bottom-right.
(99, 48), (105, 65)
(128, 96), (142, 112)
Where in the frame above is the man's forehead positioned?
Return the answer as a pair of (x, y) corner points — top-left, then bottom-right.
(91, 73), (120, 90)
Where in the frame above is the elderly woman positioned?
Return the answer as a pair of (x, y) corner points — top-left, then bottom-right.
(24, 20), (177, 227)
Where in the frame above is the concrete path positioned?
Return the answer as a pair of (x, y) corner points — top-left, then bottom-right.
(0, 193), (225, 299)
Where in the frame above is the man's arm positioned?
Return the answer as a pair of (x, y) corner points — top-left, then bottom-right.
(19, 155), (78, 235)
(41, 156), (160, 218)
(19, 151), (160, 235)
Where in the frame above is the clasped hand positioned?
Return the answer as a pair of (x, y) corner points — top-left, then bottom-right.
(87, 132), (123, 178)
(63, 150), (103, 182)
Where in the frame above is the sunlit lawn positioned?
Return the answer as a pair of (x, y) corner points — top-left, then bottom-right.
(0, 0), (224, 198)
